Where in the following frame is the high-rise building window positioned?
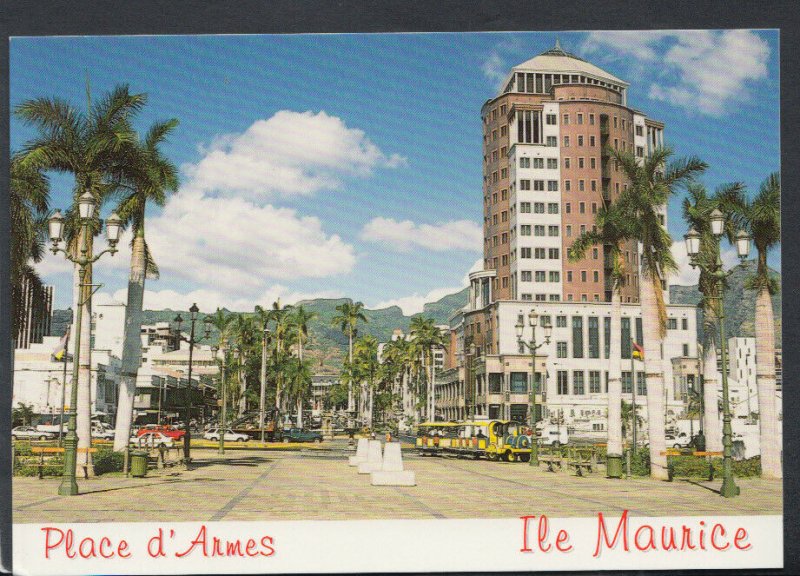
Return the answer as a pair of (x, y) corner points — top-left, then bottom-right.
(547, 158), (558, 169)
(577, 113), (584, 125)
(534, 225), (545, 236)
(556, 315), (567, 328)
(593, 271), (599, 282)
(546, 136), (557, 147)
(589, 371), (601, 393)
(535, 248), (546, 259)
(533, 158), (544, 169)
(563, 114), (570, 125)
(578, 157), (585, 169)
(557, 341), (568, 358)
(520, 157), (531, 168)
(579, 202), (585, 214)
(621, 317), (632, 359)
(578, 135), (584, 146)
(534, 180), (545, 191)
(581, 270), (587, 282)
(567, 271), (573, 282)
(546, 113), (557, 125)
(573, 371), (585, 394)
(520, 179), (531, 190)
(590, 157), (596, 169)
(534, 202), (545, 213)
(579, 180), (585, 192)
(589, 113), (595, 125)
(521, 271), (532, 282)
(547, 180), (559, 191)
(564, 157), (571, 169)
(565, 180), (571, 192)
(548, 202), (559, 214)
(563, 136), (570, 147)
(520, 202), (531, 213)
(549, 271), (560, 282)
(535, 271), (546, 282)
(521, 225), (531, 236)
(622, 371), (632, 394)
(573, 316), (584, 358)
(566, 225), (572, 237)
(588, 316), (600, 358)
(521, 247), (531, 258)
(518, 110), (543, 144)
(549, 248), (559, 259)
(603, 316), (610, 359)
(565, 203), (571, 214)
(548, 225), (559, 236)
(557, 371), (569, 395)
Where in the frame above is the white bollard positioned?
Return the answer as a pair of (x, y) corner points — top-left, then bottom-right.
(358, 440), (383, 474)
(348, 438), (369, 466)
(371, 441), (416, 486)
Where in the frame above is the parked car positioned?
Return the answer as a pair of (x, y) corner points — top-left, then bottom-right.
(203, 428), (249, 442)
(130, 432), (174, 448)
(12, 426), (55, 441)
(537, 425), (568, 447)
(281, 428), (323, 443)
(91, 426), (115, 440)
(136, 424), (186, 440)
(666, 432), (693, 449)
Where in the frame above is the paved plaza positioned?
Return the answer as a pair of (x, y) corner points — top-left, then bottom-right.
(13, 445), (782, 523)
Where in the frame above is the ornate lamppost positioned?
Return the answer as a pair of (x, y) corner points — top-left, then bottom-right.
(173, 304), (212, 467)
(685, 208), (751, 498)
(516, 310), (552, 467)
(48, 192), (122, 496)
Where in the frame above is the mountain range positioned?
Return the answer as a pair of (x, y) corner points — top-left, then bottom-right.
(50, 259), (780, 372)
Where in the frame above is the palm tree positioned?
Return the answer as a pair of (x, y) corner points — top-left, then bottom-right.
(263, 300), (294, 414)
(681, 182), (743, 454)
(292, 306), (316, 427)
(725, 173), (781, 479)
(112, 119), (179, 451)
(232, 314), (257, 416)
(568, 197), (630, 473)
(10, 153), (50, 341)
(16, 83), (146, 474)
(331, 301), (367, 416)
(614, 145), (707, 479)
(12, 402), (37, 427)
(353, 335), (380, 428)
(285, 358), (313, 429)
(409, 317), (444, 422)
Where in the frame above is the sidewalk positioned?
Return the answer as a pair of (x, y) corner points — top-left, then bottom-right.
(13, 448), (783, 524)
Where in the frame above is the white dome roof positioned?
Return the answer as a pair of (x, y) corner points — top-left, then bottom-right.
(511, 43), (627, 87)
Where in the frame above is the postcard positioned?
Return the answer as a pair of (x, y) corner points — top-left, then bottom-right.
(9, 29), (783, 574)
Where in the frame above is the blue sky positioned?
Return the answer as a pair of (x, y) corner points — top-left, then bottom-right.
(10, 30), (780, 313)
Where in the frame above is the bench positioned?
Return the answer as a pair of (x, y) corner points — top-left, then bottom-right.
(566, 446), (595, 477)
(537, 447), (563, 472)
(28, 447), (96, 479)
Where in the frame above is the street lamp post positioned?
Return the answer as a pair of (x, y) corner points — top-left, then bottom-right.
(48, 192), (122, 496)
(173, 304), (212, 468)
(259, 326), (271, 443)
(685, 209), (750, 498)
(467, 343), (477, 420)
(516, 310), (552, 467)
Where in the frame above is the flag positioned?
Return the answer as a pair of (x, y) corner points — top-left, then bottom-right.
(632, 341), (644, 360)
(51, 326), (71, 362)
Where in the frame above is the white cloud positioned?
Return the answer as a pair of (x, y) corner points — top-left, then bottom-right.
(582, 30), (770, 117)
(372, 285), (466, 316)
(95, 285), (343, 313)
(482, 52), (507, 88)
(670, 240), (739, 286)
(182, 110), (406, 199)
(360, 217), (482, 252)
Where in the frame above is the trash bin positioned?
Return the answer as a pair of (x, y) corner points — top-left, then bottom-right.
(130, 451), (148, 478)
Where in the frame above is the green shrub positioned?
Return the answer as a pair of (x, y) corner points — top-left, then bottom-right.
(667, 455), (762, 479)
(93, 448), (124, 475)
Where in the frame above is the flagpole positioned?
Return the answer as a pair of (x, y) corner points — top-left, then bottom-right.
(631, 342), (636, 457)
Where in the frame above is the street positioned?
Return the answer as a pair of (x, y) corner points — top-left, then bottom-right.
(13, 444), (782, 524)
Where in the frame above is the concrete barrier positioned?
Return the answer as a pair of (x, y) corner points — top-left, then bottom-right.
(357, 440), (383, 474)
(348, 438), (369, 466)
(371, 442), (416, 486)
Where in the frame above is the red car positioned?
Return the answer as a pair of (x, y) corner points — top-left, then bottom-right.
(136, 425), (186, 440)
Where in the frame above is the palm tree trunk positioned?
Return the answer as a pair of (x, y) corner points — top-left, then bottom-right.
(641, 274), (668, 479)
(607, 286), (623, 459)
(755, 286), (781, 478)
(347, 330), (354, 413)
(113, 229), (146, 451)
(238, 352), (247, 416)
(702, 343), (722, 452)
(297, 397), (303, 429)
(76, 231), (94, 476)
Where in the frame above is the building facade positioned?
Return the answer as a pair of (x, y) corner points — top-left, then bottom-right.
(434, 43), (698, 436)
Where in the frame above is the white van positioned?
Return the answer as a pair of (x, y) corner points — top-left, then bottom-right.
(538, 425), (568, 447)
